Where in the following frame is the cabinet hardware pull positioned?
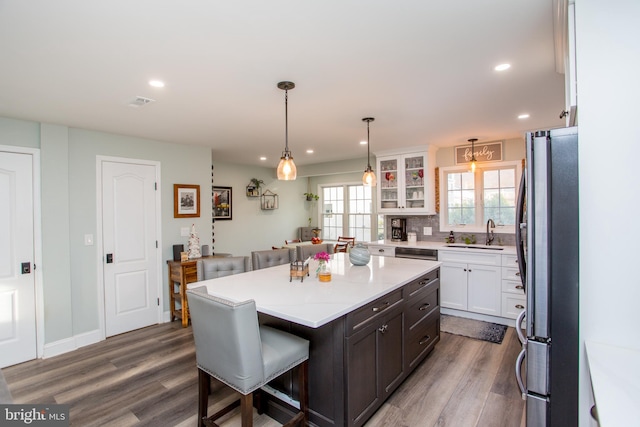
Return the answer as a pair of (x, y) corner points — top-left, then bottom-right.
(515, 285), (524, 290)
(419, 280), (428, 286)
(378, 324), (388, 334)
(515, 304), (525, 309)
(419, 335), (431, 345)
(372, 302), (390, 312)
(464, 268), (467, 272)
(378, 249), (385, 253)
(419, 303), (431, 311)
(515, 272), (521, 276)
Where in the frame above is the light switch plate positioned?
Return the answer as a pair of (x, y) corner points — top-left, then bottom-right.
(181, 227), (190, 237)
(423, 227), (432, 236)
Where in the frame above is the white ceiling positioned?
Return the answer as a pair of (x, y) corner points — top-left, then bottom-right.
(0, 0), (565, 168)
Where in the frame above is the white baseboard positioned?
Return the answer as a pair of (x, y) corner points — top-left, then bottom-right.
(42, 328), (102, 359)
(42, 315), (174, 360)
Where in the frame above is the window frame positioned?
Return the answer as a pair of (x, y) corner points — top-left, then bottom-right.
(318, 182), (379, 242)
(439, 160), (522, 234)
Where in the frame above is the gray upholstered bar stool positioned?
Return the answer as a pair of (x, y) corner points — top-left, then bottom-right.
(296, 243), (334, 261)
(187, 289), (309, 427)
(196, 256), (250, 281)
(251, 248), (293, 270)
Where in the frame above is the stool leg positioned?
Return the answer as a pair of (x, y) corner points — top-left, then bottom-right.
(299, 360), (309, 426)
(198, 369), (210, 427)
(240, 393), (253, 427)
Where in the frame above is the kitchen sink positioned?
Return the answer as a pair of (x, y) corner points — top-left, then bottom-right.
(445, 243), (504, 250)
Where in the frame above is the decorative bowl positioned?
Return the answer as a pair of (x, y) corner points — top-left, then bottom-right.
(311, 239), (323, 245)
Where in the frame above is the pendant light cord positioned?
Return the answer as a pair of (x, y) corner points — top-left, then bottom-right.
(284, 89), (289, 154)
(367, 120), (371, 168)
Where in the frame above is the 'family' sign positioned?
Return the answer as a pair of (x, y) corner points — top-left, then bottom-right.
(455, 141), (503, 165)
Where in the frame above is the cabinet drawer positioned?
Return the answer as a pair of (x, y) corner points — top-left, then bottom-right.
(347, 289), (403, 333)
(502, 279), (525, 295)
(438, 250), (501, 266)
(367, 245), (396, 257)
(406, 285), (439, 328)
(407, 269), (439, 297)
(501, 294), (526, 319)
(501, 266), (521, 282)
(406, 312), (439, 368)
(502, 254), (518, 267)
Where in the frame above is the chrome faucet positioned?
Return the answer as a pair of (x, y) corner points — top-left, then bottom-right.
(486, 218), (496, 245)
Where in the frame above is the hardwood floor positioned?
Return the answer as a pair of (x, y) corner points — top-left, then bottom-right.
(3, 321), (524, 427)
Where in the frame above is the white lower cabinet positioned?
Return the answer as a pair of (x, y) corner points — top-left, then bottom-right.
(439, 251), (501, 316)
(501, 255), (526, 319)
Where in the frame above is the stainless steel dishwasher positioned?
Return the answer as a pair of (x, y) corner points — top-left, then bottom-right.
(394, 247), (438, 261)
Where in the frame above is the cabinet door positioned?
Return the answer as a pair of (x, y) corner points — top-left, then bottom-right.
(378, 157), (400, 211)
(379, 310), (405, 397)
(467, 264), (501, 315)
(440, 261), (468, 310)
(346, 322), (380, 426)
(402, 154), (427, 212)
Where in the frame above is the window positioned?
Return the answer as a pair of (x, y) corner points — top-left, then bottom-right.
(320, 184), (376, 242)
(440, 161), (521, 232)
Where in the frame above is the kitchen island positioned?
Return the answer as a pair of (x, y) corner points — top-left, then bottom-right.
(188, 253), (441, 427)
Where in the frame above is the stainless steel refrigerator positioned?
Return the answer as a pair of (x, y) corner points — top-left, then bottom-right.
(514, 127), (579, 427)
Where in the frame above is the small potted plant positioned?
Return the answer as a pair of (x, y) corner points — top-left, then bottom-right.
(247, 178), (265, 197)
(304, 192), (319, 201)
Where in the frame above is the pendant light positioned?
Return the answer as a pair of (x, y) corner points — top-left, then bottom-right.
(276, 81), (297, 180)
(362, 117), (377, 186)
(468, 138), (478, 173)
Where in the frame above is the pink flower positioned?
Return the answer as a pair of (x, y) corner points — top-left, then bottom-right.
(314, 251), (331, 262)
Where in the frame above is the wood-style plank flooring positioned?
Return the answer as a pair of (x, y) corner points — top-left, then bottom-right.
(3, 321), (525, 426)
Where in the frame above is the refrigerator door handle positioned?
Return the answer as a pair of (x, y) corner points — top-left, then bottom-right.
(515, 308), (526, 345)
(515, 347), (527, 400)
(515, 166), (527, 290)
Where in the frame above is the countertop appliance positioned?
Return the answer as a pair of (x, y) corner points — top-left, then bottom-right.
(391, 218), (406, 241)
(514, 127), (579, 427)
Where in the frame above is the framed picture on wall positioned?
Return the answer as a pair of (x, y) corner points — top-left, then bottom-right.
(213, 186), (232, 220)
(174, 184), (200, 218)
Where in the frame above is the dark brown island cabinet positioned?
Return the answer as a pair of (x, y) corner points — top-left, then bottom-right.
(259, 267), (440, 427)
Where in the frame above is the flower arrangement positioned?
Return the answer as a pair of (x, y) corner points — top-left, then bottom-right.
(313, 251), (330, 262)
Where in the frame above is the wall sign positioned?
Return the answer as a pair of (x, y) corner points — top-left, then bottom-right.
(455, 141), (503, 165)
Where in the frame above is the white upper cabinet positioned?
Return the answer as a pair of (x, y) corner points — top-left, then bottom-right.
(375, 146), (436, 214)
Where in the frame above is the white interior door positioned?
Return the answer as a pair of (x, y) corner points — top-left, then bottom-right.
(102, 161), (159, 337)
(0, 151), (36, 368)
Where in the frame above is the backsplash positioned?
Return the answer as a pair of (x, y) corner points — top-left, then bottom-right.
(384, 214), (517, 246)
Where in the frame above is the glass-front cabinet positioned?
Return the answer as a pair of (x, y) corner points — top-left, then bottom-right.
(376, 146), (436, 214)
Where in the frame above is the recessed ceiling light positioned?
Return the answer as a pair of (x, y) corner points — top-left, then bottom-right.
(495, 63), (511, 71)
(260, 156), (267, 161)
(518, 113), (530, 119)
(306, 149), (314, 154)
(149, 80), (165, 88)
(360, 140), (367, 145)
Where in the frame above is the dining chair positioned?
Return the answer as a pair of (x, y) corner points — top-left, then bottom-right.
(334, 237), (355, 253)
(187, 289), (309, 427)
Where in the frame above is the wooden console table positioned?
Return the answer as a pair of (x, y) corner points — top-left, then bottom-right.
(167, 254), (231, 327)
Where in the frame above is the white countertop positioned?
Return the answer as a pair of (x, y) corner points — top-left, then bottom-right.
(585, 340), (640, 426)
(367, 239), (517, 255)
(187, 253), (441, 328)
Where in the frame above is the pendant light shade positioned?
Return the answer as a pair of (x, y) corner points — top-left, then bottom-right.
(468, 138), (478, 173)
(362, 117), (376, 186)
(277, 81), (297, 180)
